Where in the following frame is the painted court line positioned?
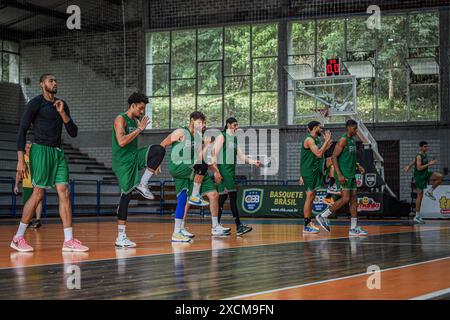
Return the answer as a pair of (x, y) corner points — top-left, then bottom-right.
(410, 287), (450, 300)
(224, 256), (450, 300)
(0, 227), (446, 270)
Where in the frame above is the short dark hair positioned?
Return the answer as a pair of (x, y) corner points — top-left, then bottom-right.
(419, 141), (428, 147)
(307, 121), (321, 131)
(128, 92), (149, 106)
(224, 117), (238, 131)
(190, 111), (206, 122)
(346, 119), (358, 128)
(39, 74), (54, 83)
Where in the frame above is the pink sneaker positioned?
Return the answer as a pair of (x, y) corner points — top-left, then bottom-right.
(62, 238), (89, 252)
(10, 236), (34, 252)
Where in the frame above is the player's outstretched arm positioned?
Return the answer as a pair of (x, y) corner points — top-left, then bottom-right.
(237, 147), (261, 167)
(403, 159), (415, 173)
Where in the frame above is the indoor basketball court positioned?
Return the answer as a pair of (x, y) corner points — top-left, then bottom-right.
(0, 0), (449, 309)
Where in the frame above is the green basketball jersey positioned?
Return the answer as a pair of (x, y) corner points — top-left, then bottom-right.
(217, 131), (237, 178)
(300, 133), (322, 177)
(112, 113), (138, 171)
(414, 152), (429, 180)
(168, 127), (196, 171)
(337, 134), (357, 179)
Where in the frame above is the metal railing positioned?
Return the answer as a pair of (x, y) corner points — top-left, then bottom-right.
(1, 177), (303, 217)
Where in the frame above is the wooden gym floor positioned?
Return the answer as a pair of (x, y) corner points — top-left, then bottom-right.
(0, 215), (449, 300)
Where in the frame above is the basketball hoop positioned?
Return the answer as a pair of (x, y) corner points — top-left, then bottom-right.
(312, 107), (331, 123)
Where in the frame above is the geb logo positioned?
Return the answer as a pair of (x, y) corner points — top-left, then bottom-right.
(313, 190), (328, 214)
(242, 189), (264, 214)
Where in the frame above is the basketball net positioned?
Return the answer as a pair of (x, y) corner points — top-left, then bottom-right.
(312, 107), (331, 124)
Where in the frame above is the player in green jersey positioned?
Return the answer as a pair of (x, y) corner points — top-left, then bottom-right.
(300, 121), (333, 235)
(112, 93), (166, 248)
(212, 117), (262, 236)
(316, 119), (367, 236)
(403, 141), (443, 224)
(160, 112), (231, 242)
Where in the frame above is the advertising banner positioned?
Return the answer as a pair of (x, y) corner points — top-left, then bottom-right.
(420, 185), (450, 219)
(238, 186), (384, 217)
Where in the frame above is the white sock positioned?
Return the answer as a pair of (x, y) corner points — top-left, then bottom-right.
(192, 182), (201, 196)
(321, 208), (333, 218)
(415, 211), (421, 219)
(212, 216), (219, 228)
(15, 222), (28, 238)
(140, 169), (153, 186)
(174, 219), (182, 233)
(181, 220), (186, 230)
(118, 225), (126, 237)
(351, 218), (357, 229)
(64, 227), (73, 242)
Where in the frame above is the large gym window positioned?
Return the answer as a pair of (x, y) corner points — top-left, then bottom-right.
(287, 11), (440, 124)
(145, 23), (278, 129)
(0, 40), (19, 84)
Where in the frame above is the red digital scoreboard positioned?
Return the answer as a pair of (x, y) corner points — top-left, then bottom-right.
(326, 58), (341, 76)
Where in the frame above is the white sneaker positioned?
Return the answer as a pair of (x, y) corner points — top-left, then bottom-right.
(188, 194), (209, 206)
(135, 184), (155, 200)
(212, 225), (231, 236)
(115, 235), (137, 248)
(180, 228), (195, 238)
(413, 216), (426, 225)
(171, 232), (192, 243)
(218, 224), (231, 233)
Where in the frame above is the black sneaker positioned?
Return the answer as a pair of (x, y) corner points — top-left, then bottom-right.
(32, 220), (42, 229)
(236, 224), (253, 236)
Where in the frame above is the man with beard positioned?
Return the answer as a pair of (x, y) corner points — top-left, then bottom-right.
(12, 74), (88, 252)
(300, 121), (332, 234)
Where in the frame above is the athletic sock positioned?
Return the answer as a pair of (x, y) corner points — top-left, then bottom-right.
(321, 208), (333, 218)
(351, 218), (357, 229)
(118, 225), (126, 238)
(211, 216), (219, 228)
(181, 220), (186, 230)
(15, 222), (28, 238)
(140, 169), (153, 186)
(415, 211), (421, 219)
(64, 227), (73, 242)
(192, 182), (201, 196)
(304, 217), (311, 227)
(174, 219), (182, 233)
(235, 217), (241, 228)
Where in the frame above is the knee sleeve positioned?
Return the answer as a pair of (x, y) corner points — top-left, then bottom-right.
(147, 145), (166, 170)
(175, 191), (187, 219)
(193, 162), (208, 176)
(117, 193), (132, 221)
